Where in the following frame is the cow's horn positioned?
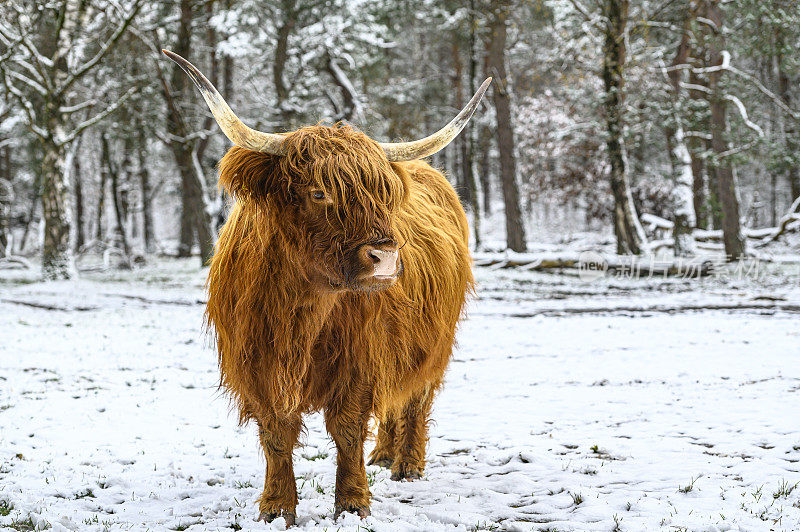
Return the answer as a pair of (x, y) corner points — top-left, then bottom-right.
(162, 50), (286, 155)
(379, 77), (492, 162)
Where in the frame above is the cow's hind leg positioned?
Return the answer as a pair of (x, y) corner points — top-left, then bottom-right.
(256, 414), (302, 526)
(367, 416), (396, 468)
(325, 389), (372, 519)
(391, 385), (436, 481)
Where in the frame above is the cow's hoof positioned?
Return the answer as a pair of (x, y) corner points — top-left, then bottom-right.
(334, 503), (370, 519)
(367, 455), (393, 469)
(257, 510), (296, 527)
(391, 462), (422, 481)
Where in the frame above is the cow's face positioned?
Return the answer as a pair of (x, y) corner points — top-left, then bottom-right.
(279, 126), (411, 293)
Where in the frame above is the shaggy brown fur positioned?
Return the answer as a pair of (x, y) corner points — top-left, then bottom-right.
(205, 124), (473, 524)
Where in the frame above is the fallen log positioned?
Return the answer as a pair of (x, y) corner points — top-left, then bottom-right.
(472, 252), (715, 278)
(0, 298), (100, 311)
(0, 256), (33, 270)
(758, 196), (800, 245)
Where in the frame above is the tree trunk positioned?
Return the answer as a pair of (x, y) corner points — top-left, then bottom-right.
(690, 147), (707, 229)
(601, 0), (646, 255)
(40, 138), (72, 279)
(486, 1), (526, 252)
(190, 149), (214, 260)
(95, 142), (106, 242)
(0, 145), (10, 255)
(479, 124), (492, 216)
(776, 33), (800, 204)
(452, 40), (467, 200)
(687, 67), (711, 229)
(173, 143), (214, 262)
(705, 0), (744, 259)
(72, 137), (85, 251)
(102, 133), (130, 256)
(274, 0), (297, 126)
(137, 130), (155, 253)
(20, 170), (41, 254)
(466, 0), (481, 248)
(223, 0), (234, 97)
(664, 9), (697, 256)
(178, 195), (193, 256)
(165, 0), (214, 263)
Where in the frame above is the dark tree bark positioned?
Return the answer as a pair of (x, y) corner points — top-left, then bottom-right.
(478, 130), (492, 216)
(601, 0), (646, 255)
(163, 0), (214, 263)
(72, 136), (85, 251)
(174, 0), (196, 258)
(137, 129), (155, 253)
(274, 0), (297, 125)
(452, 41), (469, 203)
(101, 133), (129, 255)
(704, 0), (745, 259)
(776, 32), (800, 204)
(20, 169), (41, 254)
(95, 140), (106, 242)
(40, 137), (71, 278)
(465, 0), (481, 248)
(687, 65), (712, 229)
(0, 145), (9, 255)
(222, 0), (234, 98)
(486, 0), (526, 252)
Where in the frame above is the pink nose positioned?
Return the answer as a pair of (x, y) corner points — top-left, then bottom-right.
(361, 246), (399, 277)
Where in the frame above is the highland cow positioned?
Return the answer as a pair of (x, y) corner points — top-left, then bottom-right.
(164, 49), (490, 525)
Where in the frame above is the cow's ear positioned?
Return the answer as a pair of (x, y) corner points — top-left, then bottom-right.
(217, 146), (287, 203)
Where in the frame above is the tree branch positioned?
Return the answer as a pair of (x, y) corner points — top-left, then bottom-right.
(724, 95), (764, 137)
(58, 87), (137, 146)
(8, 70), (47, 96)
(0, 66), (46, 139)
(57, 0), (145, 98)
(59, 99), (98, 114)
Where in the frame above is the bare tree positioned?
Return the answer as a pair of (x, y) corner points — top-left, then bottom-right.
(70, 134), (85, 250)
(776, 31), (800, 203)
(662, 5), (697, 256)
(486, 0), (526, 252)
(601, 0), (647, 254)
(0, 0), (143, 278)
(155, 0), (214, 263)
(702, 0), (745, 259)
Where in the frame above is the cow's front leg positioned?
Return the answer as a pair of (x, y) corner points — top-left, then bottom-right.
(392, 385), (435, 481)
(256, 414), (302, 526)
(325, 390), (372, 519)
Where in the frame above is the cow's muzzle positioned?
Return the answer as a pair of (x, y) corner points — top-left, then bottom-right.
(353, 241), (401, 289)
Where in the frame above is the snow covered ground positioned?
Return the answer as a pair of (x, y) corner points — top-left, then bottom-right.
(1, 258), (799, 531)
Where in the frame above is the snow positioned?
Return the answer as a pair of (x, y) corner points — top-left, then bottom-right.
(1, 259), (800, 531)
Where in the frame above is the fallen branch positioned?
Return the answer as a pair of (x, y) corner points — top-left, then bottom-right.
(101, 293), (204, 306)
(0, 255), (33, 270)
(473, 252), (714, 278)
(0, 298), (99, 311)
(759, 196), (800, 245)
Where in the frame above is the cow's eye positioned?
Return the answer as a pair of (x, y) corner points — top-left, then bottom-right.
(312, 190), (326, 201)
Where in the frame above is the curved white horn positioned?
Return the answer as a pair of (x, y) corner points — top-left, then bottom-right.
(379, 77), (492, 162)
(162, 49), (285, 155)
